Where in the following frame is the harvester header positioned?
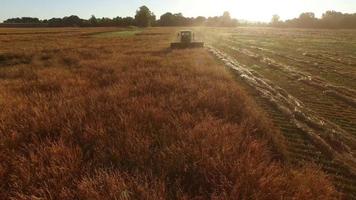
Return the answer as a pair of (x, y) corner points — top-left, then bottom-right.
(171, 30), (204, 49)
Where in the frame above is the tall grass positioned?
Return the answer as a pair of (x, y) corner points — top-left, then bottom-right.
(0, 28), (338, 199)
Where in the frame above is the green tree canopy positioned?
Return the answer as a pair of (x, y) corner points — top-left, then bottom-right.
(135, 6), (155, 27)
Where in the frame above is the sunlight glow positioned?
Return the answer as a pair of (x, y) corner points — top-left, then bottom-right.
(183, 0), (356, 22)
(1, 0), (356, 22)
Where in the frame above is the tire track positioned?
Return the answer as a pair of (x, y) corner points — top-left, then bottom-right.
(216, 43), (356, 135)
(207, 45), (356, 198)
(224, 38), (356, 88)
(241, 78), (356, 199)
(222, 43), (356, 107)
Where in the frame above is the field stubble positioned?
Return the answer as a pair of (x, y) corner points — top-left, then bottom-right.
(201, 27), (356, 198)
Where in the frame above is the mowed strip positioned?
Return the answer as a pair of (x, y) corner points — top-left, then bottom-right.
(92, 29), (142, 38)
(201, 27), (356, 199)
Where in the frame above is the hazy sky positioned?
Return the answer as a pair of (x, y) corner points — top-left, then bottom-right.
(1, 0), (356, 22)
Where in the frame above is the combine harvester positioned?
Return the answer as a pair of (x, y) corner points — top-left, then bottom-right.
(171, 31), (204, 49)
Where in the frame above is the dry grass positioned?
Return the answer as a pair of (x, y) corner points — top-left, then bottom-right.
(0, 28), (338, 199)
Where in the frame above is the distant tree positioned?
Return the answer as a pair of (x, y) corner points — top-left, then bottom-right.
(194, 16), (206, 26)
(160, 12), (175, 26)
(4, 17), (41, 24)
(7, 8), (356, 29)
(221, 11), (232, 26)
(159, 12), (193, 26)
(62, 15), (83, 26)
(108, 16), (134, 27)
(122, 17), (135, 26)
(271, 14), (281, 27)
(98, 17), (113, 26)
(279, 12), (319, 28)
(206, 16), (219, 26)
(320, 10), (355, 28)
(297, 12), (317, 28)
(48, 18), (63, 27)
(300, 12), (315, 19)
(173, 13), (187, 26)
(135, 6), (155, 27)
(3, 18), (18, 23)
(222, 11), (231, 21)
(205, 12), (238, 27)
(89, 15), (98, 26)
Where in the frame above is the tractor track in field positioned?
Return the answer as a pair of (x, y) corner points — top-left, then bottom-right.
(207, 45), (356, 199)
(217, 43), (356, 136)
(224, 39), (356, 86)
(236, 40), (356, 67)
(224, 39), (356, 88)
(246, 86), (356, 199)
(224, 44), (356, 105)
(223, 44), (356, 105)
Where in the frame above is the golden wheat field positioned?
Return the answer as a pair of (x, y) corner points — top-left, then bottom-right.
(0, 27), (353, 199)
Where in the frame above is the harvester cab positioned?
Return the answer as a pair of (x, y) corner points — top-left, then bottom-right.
(180, 31), (193, 43)
(171, 31), (204, 49)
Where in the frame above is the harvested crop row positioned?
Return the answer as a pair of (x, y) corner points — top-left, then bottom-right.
(222, 39), (356, 101)
(211, 41), (356, 136)
(236, 79), (356, 199)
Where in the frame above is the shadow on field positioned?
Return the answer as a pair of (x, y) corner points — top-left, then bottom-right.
(0, 53), (33, 67)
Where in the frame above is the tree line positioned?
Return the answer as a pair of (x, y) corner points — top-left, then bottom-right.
(2, 6), (356, 29)
(271, 11), (356, 29)
(2, 6), (238, 27)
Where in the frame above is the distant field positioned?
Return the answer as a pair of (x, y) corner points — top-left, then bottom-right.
(0, 27), (347, 199)
(92, 30), (142, 38)
(200, 27), (356, 198)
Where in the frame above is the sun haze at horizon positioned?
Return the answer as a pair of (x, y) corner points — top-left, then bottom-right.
(1, 0), (356, 22)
